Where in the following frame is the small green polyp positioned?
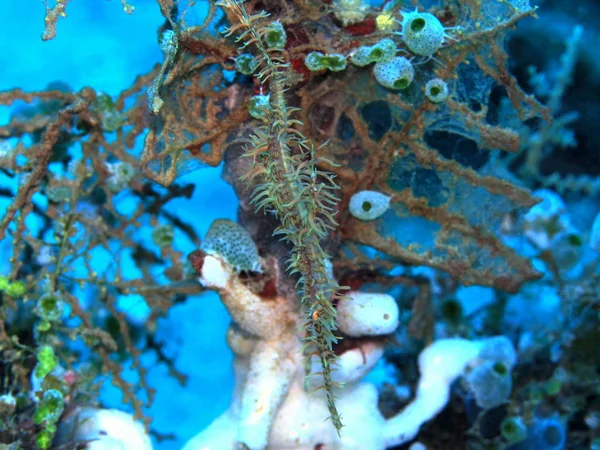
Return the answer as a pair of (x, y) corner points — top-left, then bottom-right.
(305, 52), (347, 72)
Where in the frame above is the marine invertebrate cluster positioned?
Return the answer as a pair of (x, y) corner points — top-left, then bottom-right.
(2, 0), (587, 447)
(349, 39), (397, 67)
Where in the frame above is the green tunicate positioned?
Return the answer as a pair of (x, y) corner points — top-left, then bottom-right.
(425, 78), (449, 103)
(34, 346), (58, 380)
(248, 94), (270, 121)
(320, 54), (346, 71)
(350, 46), (373, 67)
(264, 22), (286, 49)
(401, 11), (446, 57)
(465, 359), (512, 409)
(500, 416), (527, 444)
(543, 377), (562, 396)
(36, 293), (64, 322)
(5, 280), (26, 298)
(34, 390), (64, 425)
(370, 39), (397, 62)
(305, 52), (347, 72)
(235, 53), (258, 75)
(373, 56), (414, 90)
(349, 190), (391, 221)
(36, 429), (53, 450)
(305, 52), (325, 71)
(351, 39), (397, 67)
(152, 224), (175, 248)
(93, 93), (125, 132)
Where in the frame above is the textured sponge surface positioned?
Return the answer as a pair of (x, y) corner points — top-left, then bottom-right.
(201, 219), (262, 272)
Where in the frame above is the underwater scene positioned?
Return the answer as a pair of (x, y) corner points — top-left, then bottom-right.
(0, 0), (599, 449)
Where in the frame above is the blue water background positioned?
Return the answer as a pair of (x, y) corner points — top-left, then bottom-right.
(0, 2), (235, 448)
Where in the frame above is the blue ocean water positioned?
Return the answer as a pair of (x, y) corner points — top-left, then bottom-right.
(0, 2), (236, 448)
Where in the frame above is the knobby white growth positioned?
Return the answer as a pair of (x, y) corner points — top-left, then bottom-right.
(337, 291), (399, 336)
(186, 252), (506, 450)
(56, 408), (153, 450)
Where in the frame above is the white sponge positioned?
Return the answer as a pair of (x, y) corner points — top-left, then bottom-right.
(337, 291), (399, 337)
(58, 408), (153, 450)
